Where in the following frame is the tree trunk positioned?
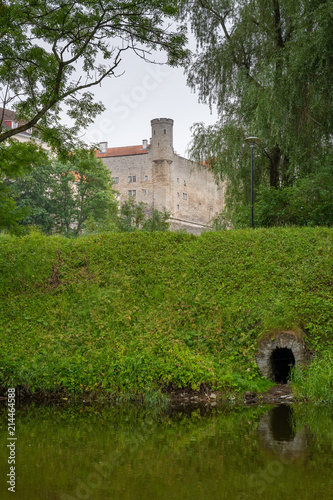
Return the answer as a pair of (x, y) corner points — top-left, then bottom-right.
(281, 155), (291, 187)
(269, 144), (281, 188)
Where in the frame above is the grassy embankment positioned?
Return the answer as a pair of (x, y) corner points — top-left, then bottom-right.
(0, 227), (332, 402)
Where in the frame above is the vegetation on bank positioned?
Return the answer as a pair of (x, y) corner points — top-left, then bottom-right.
(291, 350), (333, 404)
(0, 227), (332, 401)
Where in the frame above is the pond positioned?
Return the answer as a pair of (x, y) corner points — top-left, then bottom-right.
(0, 401), (333, 499)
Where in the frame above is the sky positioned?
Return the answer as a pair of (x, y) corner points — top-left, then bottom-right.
(81, 46), (219, 158)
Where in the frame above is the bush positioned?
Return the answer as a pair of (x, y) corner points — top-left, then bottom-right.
(291, 349), (333, 404)
(255, 164), (333, 227)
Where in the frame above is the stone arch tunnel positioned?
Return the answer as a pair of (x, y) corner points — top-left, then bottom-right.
(256, 332), (309, 383)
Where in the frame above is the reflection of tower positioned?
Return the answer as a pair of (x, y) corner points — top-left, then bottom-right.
(151, 118), (173, 209)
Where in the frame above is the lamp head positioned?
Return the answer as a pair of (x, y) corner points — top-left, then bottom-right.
(245, 136), (260, 146)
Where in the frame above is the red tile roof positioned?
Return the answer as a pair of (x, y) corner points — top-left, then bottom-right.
(96, 144), (150, 158)
(0, 108), (17, 123)
(0, 107), (32, 135)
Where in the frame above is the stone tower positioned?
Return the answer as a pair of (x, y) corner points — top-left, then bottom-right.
(150, 118), (174, 209)
(151, 118), (174, 161)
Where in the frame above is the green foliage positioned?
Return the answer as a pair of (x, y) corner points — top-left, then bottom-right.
(255, 163), (333, 227)
(211, 204), (251, 230)
(0, 0), (188, 151)
(0, 139), (49, 178)
(117, 198), (171, 233)
(5, 150), (118, 236)
(0, 228), (332, 398)
(291, 349), (333, 404)
(4, 158), (172, 235)
(182, 0), (333, 217)
(142, 207), (171, 232)
(211, 156), (333, 229)
(0, 185), (30, 234)
(0, 140), (50, 232)
(117, 198), (147, 232)
(84, 211), (119, 234)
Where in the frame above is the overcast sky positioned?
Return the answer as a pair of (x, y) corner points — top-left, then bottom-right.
(82, 45), (219, 158)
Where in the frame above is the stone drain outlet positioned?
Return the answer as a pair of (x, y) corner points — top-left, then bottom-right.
(256, 331), (310, 383)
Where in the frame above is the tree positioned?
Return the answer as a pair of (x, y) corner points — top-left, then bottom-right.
(142, 207), (171, 232)
(0, 0), (187, 151)
(6, 150), (118, 235)
(117, 198), (147, 232)
(117, 198), (171, 232)
(255, 160), (333, 227)
(0, 139), (50, 232)
(85, 197), (171, 233)
(0, 186), (30, 234)
(181, 0), (333, 215)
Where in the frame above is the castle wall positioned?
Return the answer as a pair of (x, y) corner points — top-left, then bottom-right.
(170, 155), (224, 229)
(101, 153), (153, 205)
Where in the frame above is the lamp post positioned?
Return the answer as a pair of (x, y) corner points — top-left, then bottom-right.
(245, 136), (260, 228)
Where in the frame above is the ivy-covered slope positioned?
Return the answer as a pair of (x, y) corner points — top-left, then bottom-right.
(0, 228), (332, 397)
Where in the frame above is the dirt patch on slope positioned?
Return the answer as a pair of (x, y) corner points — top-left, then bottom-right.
(244, 384), (294, 405)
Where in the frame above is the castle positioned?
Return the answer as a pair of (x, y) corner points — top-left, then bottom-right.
(96, 118), (224, 234)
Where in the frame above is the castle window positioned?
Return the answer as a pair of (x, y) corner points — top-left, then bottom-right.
(128, 176), (136, 183)
(177, 192), (180, 197)
(183, 193), (187, 200)
(128, 190), (136, 197)
(145, 175), (149, 181)
(183, 180), (186, 186)
(177, 178), (179, 183)
(177, 204), (180, 210)
(112, 177), (119, 184)
(164, 129), (166, 134)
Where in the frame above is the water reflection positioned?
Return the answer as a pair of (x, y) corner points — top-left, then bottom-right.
(0, 402), (331, 500)
(271, 405), (295, 441)
(258, 405), (308, 460)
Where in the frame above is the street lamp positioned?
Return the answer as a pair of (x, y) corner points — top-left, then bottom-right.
(245, 136), (260, 228)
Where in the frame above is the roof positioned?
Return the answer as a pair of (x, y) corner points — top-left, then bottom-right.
(96, 144), (150, 158)
(0, 108), (17, 123)
(0, 107), (32, 135)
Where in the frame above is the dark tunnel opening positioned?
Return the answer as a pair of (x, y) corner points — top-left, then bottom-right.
(271, 347), (295, 383)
